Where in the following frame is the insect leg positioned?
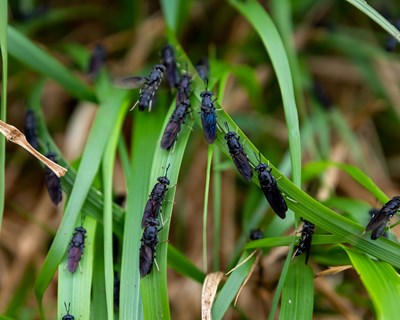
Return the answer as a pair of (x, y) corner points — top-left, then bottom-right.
(130, 100), (139, 111)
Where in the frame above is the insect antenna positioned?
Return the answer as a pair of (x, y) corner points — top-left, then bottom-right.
(224, 121), (230, 132)
(64, 302), (70, 314)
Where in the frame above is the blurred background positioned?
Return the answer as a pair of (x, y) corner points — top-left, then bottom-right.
(1, 0), (400, 319)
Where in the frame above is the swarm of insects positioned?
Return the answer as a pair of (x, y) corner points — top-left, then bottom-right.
(254, 154), (288, 219)
(44, 152), (62, 206)
(199, 89), (217, 144)
(365, 196), (400, 240)
(67, 226), (86, 273)
(293, 219), (315, 264)
(224, 122), (253, 181)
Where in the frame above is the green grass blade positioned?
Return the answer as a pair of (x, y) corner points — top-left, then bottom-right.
(344, 246), (400, 320)
(140, 99), (194, 320)
(91, 224), (107, 320)
(203, 145), (213, 271)
(119, 108), (165, 319)
(34, 86), (128, 311)
(302, 161), (389, 203)
(28, 80), (125, 237)
(58, 217), (96, 320)
(167, 245), (206, 283)
(245, 235), (342, 249)
(212, 148), (222, 272)
(101, 88), (126, 319)
(269, 241), (295, 320)
(229, 0), (301, 187)
(7, 26), (95, 102)
(345, 0), (400, 42)
(0, 0), (7, 229)
(280, 260), (314, 320)
(160, 0), (191, 34)
(212, 251), (256, 319)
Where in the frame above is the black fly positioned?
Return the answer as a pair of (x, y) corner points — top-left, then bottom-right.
(132, 64), (166, 112)
(293, 219), (315, 264)
(176, 72), (192, 105)
(224, 122), (253, 181)
(365, 196), (400, 240)
(24, 110), (39, 150)
(254, 153), (287, 219)
(200, 88), (217, 144)
(62, 302), (74, 320)
(139, 220), (160, 277)
(141, 165), (170, 228)
(195, 57), (209, 83)
(67, 226), (86, 273)
(44, 152), (62, 206)
(250, 229), (264, 241)
(87, 43), (106, 80)
(160, 100), (190, 150)
(161, 44), (180, 89)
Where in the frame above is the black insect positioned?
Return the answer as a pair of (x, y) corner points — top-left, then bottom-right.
(365, 196), (400, 240)
(250, 229), (264, 241)
(161, 44), (180, 89)
(44, 152), (62, 206)
(141, 166), (170, 228)
(195, 57), (209, 83)
(139, 243), (156, 278)
(294, 219), (315, 264)
(254, 154), (287, 219)
(176, 72), (192, 105)
(134, 64), (166, 112)
(224, 123), (253, 181)
(200, 89), (217, 144)
(67, 226), (86, 273)
(139, 221), (160, 277)
(24, 109), (39, 150)
(385, 20), (400, 52)
(114, 272), (120, 311)
(88, 43), (106, 80)
(62, 302), (74, 320)
(160, 100), (190, 150)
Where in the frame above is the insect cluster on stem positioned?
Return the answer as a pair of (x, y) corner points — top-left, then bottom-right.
(139, 166), (170, 277)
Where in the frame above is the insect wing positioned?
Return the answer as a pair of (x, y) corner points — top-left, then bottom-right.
(201, 111), (217, 144)
(365, 210), (389, 233)
(141, 199), (161, 228)
(264, 187), (287, 219)
(371, 222), (387, 240)
(67, 246), (82, 273)
(44, 171), (62, 206)
(161, 120), (182, 150)
(303, 234), (313, 264)
(139, 244), (154, 277)
(231, 151), (253, 181)
(112, 76), (146, 89)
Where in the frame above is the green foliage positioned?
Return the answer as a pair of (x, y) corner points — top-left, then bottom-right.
(2, 0), (400, 319)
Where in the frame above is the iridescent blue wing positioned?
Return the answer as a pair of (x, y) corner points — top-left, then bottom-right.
(201, 111), (217, 144)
